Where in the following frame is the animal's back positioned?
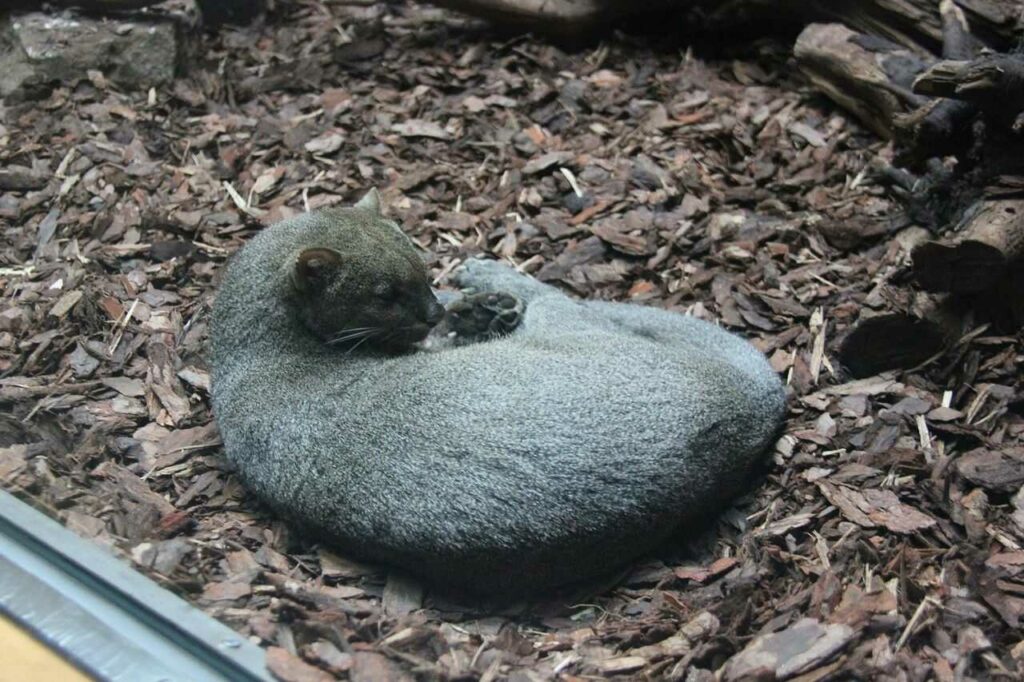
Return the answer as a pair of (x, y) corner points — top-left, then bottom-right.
(218, 294), (782, 592)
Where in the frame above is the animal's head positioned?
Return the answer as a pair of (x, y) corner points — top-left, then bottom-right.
(290, 190), (445, 351)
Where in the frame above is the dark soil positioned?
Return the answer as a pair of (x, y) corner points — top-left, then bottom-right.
(1, 2), (1022, 680)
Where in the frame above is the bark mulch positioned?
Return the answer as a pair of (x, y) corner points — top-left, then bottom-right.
(1, 2), (1022, 680)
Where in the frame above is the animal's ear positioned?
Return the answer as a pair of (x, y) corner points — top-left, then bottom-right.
(355, 188), (383, 215)
(293, 248), (343, 292)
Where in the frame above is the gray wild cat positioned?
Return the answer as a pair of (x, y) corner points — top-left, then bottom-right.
(211, 190), (785, 595)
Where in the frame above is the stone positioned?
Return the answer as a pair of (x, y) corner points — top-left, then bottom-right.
(0, 12), (180, 98)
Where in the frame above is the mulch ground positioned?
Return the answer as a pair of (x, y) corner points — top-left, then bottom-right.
(2, 2), (1023, 680)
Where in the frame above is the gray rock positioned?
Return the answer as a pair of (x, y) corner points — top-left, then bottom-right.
(0, 12), (180, 98)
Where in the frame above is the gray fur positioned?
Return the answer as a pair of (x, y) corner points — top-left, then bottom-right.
(211, 204), (786, 596)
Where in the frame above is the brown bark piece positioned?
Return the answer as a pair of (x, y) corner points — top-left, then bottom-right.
(0, 166), (49, 191)
(200, 581), (251, 603)
(979, 553), (1024, 628)
(266, 646), (334, 682)
(957, 446), (1024, 493)
(302, 641), (353, 675)
(673, 557), (738, 584)
(831, 584), (897, 629)
(594, 656), (647, 675)
(818, 482), (936, 533)
(722, 618), (855, 682)
(350, 652), (415, 682)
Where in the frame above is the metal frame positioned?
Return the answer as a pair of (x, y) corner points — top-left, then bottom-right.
(0, 489), (272, 682)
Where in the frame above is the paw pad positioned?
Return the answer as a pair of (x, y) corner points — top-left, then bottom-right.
(444, 292), (524, 344)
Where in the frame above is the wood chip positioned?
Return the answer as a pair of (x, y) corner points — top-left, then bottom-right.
(391, 120), (449, 139)
(594, 656), (646, 675)
(266, 646), (335, 682)
(522, 151), (572, 175)
(957, 447), (1024, 493)
(818, 482), (936, 533)
(723, 619), (854, 681)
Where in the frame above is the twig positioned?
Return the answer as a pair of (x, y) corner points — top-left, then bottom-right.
(0, 380), (104, 404)
(894, 596), (939, 652)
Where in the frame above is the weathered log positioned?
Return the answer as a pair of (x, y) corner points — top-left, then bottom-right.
(939, 0), (981, 60)
(6, 0), (264, 26)
(432, 0), (616, 25)
(405, 0), (678, 36)
(912, 198), (1024, 293)
(811, 0), (1019, 54)
(913, 54), (1024, 116)
(975, 259), (1024, 332)
(414, 0), (1024, 49)
(892, 98), (977, 171)
(793, 23), (928, 139)
(838, 293), (967, 378)
(889, 4), (988, 169)
(8, 0), (162, 9)
(10, 0), (1023, 48)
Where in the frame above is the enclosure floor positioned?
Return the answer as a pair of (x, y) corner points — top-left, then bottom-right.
(1, 2), (1020, 679)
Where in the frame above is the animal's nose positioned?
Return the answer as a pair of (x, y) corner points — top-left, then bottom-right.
(426, 301), (445, 326)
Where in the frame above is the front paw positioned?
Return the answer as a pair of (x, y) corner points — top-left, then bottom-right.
(443, 292), (524, 344)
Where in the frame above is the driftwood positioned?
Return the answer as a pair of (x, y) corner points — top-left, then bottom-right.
(412, 0), (1024, 48)
(10, 0), (1023, 48)
(421, 0), (664, 36)
(792, 1), (1024, 376)
(902, 24), (1024, 317)
(9, 0), (163, 9)
(7, 0), (264, 25)
(793, 23), (927, 139)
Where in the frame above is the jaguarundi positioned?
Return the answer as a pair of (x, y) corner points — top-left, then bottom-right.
(211, 190), (785, 595)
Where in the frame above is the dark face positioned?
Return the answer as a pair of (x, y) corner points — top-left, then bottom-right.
(292, 248), (445, 353)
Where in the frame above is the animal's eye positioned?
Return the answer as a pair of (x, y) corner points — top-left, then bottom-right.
(373, 282), (395, 299)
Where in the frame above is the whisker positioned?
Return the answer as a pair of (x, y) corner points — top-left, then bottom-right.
(328, 333), (366, 346)
(328, 327), (381, 345)
(344, 333), (375, 356)
(329, 326), (375, 338)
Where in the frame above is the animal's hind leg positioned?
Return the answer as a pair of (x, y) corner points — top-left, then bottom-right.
(584, 300), (785, 423)
(452, 258), (560, 303)
(582, 300), (730, 352)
